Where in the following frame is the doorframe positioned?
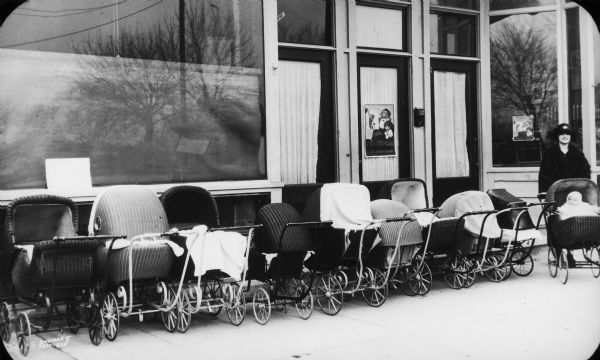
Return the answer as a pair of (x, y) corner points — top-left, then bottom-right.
(430, 59), (479, 205)
(356, 54), (411, 186)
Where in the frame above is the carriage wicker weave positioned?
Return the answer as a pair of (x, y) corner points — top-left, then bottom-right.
(91, 186), (174, 283)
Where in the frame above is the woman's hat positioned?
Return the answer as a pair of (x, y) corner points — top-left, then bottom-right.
(553, 123), (576, 139)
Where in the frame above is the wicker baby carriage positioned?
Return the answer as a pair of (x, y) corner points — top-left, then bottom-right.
(0, 195), (122, 356)
(544, 178), (600, 284)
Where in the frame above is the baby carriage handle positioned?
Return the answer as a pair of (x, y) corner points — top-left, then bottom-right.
(412, 207), (440, 214)
(528, 201), (556, 229)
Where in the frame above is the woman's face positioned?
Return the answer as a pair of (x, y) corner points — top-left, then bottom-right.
(558, 132), (571, 145)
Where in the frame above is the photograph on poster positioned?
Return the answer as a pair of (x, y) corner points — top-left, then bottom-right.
(364, 104), (396, 157)
(512, 115), (535, 141)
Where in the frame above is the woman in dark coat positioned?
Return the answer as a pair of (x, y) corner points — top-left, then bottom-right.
(538, 123), (591, 193)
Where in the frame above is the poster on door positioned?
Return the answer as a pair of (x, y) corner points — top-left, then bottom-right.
(363, 104), (396, 157)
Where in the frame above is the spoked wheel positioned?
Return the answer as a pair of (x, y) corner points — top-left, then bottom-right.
(252, 286), (271, 325)
(176, 290), (191, 333)
(548, 247), (558, 278)
(362, 268), (388, 307)
(590, 247), (600, 278)
(66, 302), (81, 334)
(407, 260), (432, 296)
(483, 255), (510, 282)
(0, 302), (11, 343)
(224, 283), (246, 326)
(511, 249), (534, 277)
(88, 305), (104, 346)
(16, 312), (30, 356)
(558, 250), (569, 284)
(443, 257), (466, 290)
(315, 274), (343, 316)
(295, 290), (313, 320)
(161, 287), (178, 333)
(203, 280), (223, 316)
(101, 292), (120, 341)
(460, 257), (476, 288)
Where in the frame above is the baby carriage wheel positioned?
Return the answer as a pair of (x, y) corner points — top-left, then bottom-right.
(0, 302), (11, 343)
(510, 249), (534, 277)
(16, 312), (30, 356)
(590, 247), (600, 278)
(252, 286), (271, 325)
(66, 302), (81, 334)
(203, 280), (223, 316)
(483, 255), (510, 282)
(548, 247), (558, 278)
(176, 289), (191, 333)
(224, 283), (246, 326)
(443, 257), (466, 290)
(295, 291), (313, 320)
(362, 268), (388, 307)
(315, 274), (343, 316)
(557, 250), (569, 284)
(161, 286), (179, 333)
(88, 305), (104, 346)
(460, 257), (476, 288)
(407, 258), (432, 296)
(101, 292), (120, 341)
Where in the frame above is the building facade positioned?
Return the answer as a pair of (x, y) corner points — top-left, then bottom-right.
(0, 0), (598, 225)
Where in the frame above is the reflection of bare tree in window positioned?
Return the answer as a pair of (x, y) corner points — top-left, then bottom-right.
(491, 22), (558, 137)
(65, 1), (261, 174)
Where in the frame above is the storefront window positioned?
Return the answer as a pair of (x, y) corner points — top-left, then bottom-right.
(430, 0), (478, 10)
(277, 0), (333, 46)
(566, 8), (581, 141)
(594, 25), (600, 166)
(490, 0), (555, 12)
(491, 12), (558, 166)
(0, 0), (266, 189)
(430, 12), (476, 57)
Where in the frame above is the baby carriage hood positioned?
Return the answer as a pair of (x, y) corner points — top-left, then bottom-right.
(439, 191), (502, 239)
(320, 183), (375, 230)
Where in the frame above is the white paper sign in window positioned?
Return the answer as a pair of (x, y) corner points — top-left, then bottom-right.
(45, 158), (92, 192)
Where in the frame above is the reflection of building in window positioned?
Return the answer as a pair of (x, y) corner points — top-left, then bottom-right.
(490, 12), (558, 166)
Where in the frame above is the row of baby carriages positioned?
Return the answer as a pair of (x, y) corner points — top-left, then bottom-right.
(1, 178), (598, 356)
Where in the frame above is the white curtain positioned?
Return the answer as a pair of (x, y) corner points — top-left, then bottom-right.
(433, 71), (470, 178)
(279, 61), (321, 184)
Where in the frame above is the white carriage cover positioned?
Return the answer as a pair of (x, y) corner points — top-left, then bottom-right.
(438, 191), (502, 239)
(185, 225), (247, 280)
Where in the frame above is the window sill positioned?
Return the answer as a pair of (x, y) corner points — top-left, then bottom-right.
(0, 180), (284, 206)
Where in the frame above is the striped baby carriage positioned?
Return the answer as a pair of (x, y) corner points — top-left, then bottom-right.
(370, 199), (427, 296)
(91, 186), (183, 340)
(160, 185), (257, 329)
(0, 195), (123, 356)
(303, 183), (406, 310)
(246, 202), (334, 324)
(438, 190), (530, 284)
(378, 179), (474, 290)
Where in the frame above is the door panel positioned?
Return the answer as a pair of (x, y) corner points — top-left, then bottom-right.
(431, 60), (478, 205)
(357, 55), (410, 185)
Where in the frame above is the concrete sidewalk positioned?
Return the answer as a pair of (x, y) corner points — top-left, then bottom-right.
(3, 247), (600, 360)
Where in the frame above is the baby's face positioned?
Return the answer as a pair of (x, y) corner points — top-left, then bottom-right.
(567, 192), (582, 206)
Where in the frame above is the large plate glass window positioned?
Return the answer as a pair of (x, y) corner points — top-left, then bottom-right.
(277, 0), (333, 46)
(430, 0), (478, 10)
(566, 8), (581, 141)
(430, 11), (476, 57)
(0, 0), (266, 189)
(490, 11), (558, 166)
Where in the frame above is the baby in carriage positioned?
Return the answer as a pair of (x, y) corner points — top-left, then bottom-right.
(557, 191), (600, 220)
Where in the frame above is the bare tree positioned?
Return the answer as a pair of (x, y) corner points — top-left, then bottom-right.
(490, 22), (558, 126)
